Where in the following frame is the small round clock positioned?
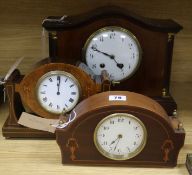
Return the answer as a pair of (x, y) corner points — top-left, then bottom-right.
(94, 113), (147, 160)
(83, 26), (142, 81)
(15, 63), (98, 119)
(36, 71), (81, 114)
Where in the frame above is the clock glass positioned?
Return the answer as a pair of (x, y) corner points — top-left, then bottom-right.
(83, 26), (142, 81)
(36, 71), (81, 114)
(94, 113), (147, 160)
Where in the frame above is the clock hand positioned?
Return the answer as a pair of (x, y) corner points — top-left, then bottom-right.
(113, 134), (122, 151)
(113, 60), (124, 69)
(92, 48), (124, 70)
(114, 137), (121, 151)
(109, 137), (119, 146)
(91, 46), (124, 70)
(91, 46), (113, 58)
(57, 76), (61, 95)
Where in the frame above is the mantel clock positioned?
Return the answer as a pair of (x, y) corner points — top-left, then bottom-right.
(2, 63), (107, 138)
(42, 6), (182, 115)
(56, 91), (185, 167)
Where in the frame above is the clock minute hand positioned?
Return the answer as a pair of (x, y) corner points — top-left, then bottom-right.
(91, 47), (124, 70)
(91, 46), (113, 58)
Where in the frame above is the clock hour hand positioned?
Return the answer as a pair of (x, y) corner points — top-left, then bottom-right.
(91, 46), (124, 70)
(109, 137), (119, 146)
(57, 76), (61, 95)
(113, 61), (124, 69)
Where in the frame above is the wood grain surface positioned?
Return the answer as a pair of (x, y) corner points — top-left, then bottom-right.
(0, 0), (192, 83)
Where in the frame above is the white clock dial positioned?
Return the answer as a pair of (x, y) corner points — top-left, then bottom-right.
(36, 71), (81, 114)
(94, 113), (147, 160)
(83, 26), (142, 81)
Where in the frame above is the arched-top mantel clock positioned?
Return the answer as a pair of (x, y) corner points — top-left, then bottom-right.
(42, 6), (182, 116)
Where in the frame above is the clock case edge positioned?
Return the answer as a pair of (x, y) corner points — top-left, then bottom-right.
(0, 84), (3, 104)
(42, 6), (182, 32)
(1, 70), (55, 138)
(1, 69), (55, 138)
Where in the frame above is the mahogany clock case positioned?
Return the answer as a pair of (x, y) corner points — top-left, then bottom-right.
(2, 62), (103, 138)
(42, 6), (182, 116)
(56, 91), (185, 167)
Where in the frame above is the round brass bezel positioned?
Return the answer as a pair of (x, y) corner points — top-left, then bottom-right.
(82, 26), (142, 82)
(35, 70), (82, 115)
(93, 113), (147, 160)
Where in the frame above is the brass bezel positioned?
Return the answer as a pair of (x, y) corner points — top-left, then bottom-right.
(94, 113), (147, 160)
(36, 70), (82, 115)
(82, 26), (142, 82)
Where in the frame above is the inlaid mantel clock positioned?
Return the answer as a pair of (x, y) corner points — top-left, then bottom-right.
(2, 63), (107, 138)
(56, 91), (185, 167)
(42, 6), (182, 116)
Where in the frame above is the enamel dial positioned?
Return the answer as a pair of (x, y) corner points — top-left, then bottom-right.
(36, 71), (81, 114)
(83, 26), (142, 81)
(94, 113), (147, 160)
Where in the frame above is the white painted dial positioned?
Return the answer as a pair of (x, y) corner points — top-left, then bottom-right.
(36, 71), (81, 114)
(84, 26), (142, 81)
(94, 113), (147, 160)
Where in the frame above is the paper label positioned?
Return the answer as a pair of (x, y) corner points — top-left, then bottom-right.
(78, 62), (95, 79)
(109, 95), (127, 101)
(51, 110), (77, 129)
(18, 112), (59, 133)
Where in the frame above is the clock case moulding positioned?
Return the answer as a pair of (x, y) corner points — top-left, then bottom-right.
(56, 91), (185, 167)
(42, 6), (182, 116)
(2, 63), (109, 138)
(0, 85), (3, 104)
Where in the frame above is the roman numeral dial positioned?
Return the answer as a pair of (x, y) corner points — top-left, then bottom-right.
(36, 71), (81, 114)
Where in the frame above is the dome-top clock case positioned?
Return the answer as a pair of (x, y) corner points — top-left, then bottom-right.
(42, 6), (182, 116)
(56, 91), (185, 167)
